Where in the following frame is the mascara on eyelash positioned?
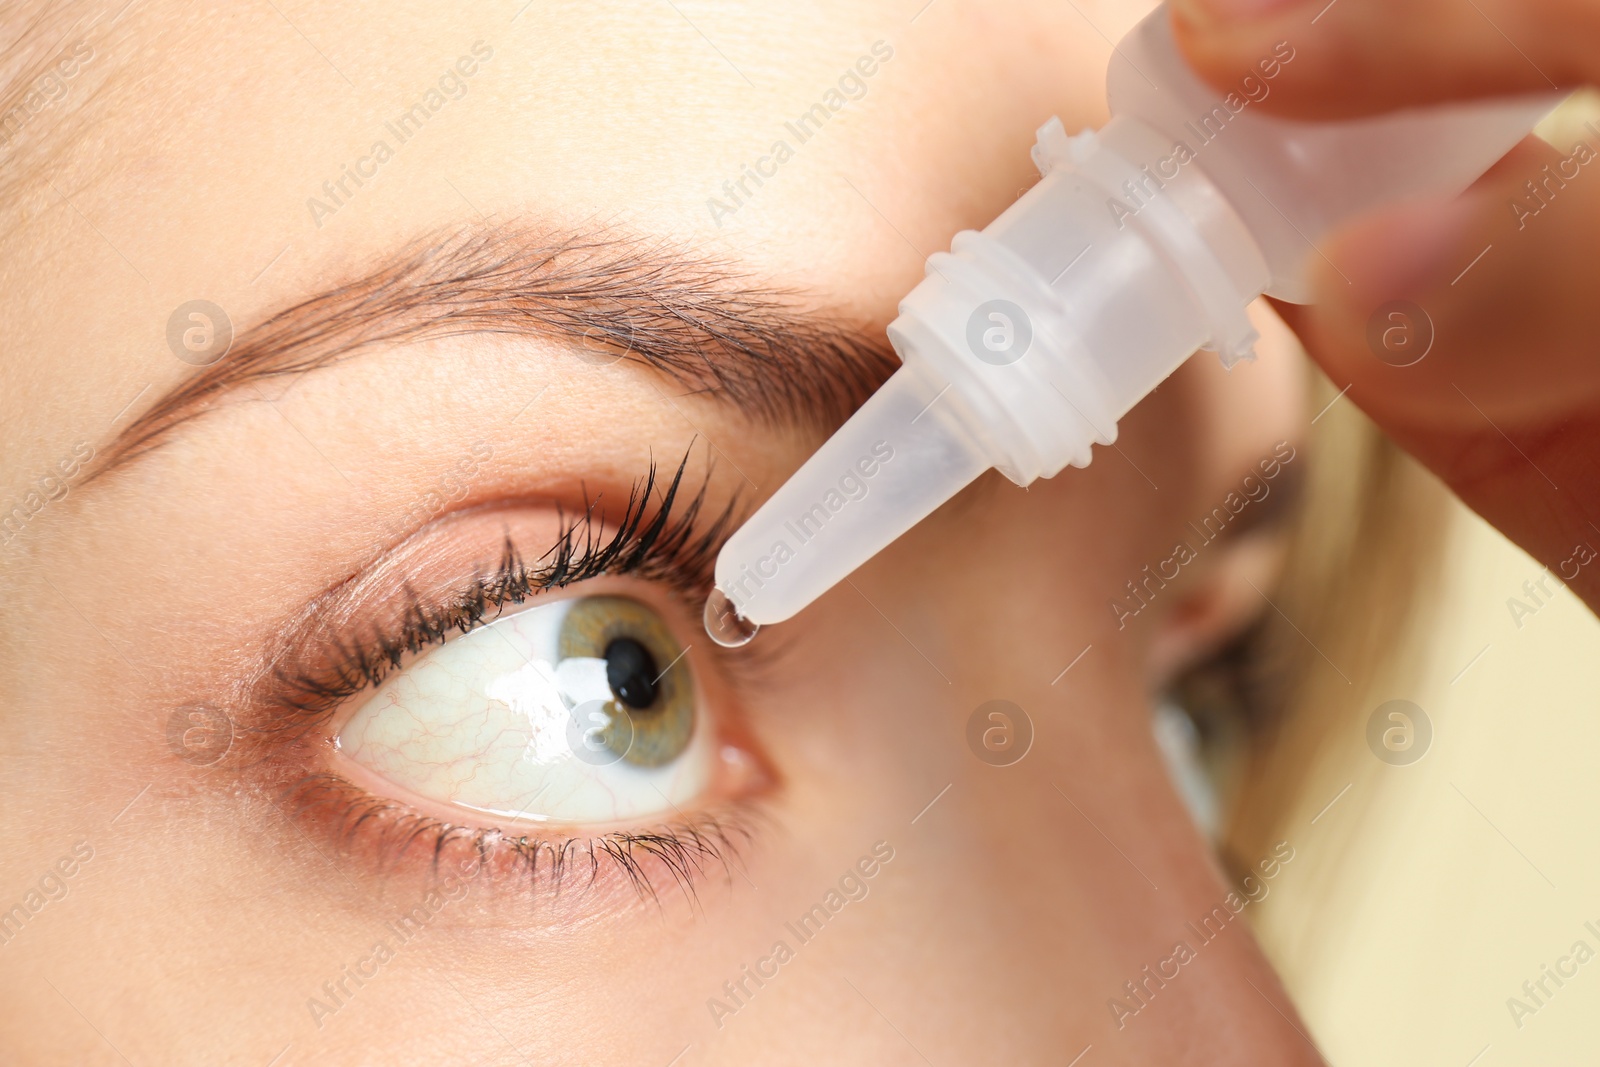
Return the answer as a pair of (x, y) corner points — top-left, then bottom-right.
(271, 447), (731, 725)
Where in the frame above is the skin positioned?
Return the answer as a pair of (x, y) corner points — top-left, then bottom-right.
(0, 1), (1337, 1064)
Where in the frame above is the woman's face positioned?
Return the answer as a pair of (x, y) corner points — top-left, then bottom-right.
(0, 1), (1317, 1063)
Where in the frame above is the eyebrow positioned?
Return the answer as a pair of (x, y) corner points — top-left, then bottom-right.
(96, 223), (897, 475)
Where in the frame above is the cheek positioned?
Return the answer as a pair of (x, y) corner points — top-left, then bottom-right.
(745, 524), (1290, 1051)
(762, 467), (1138, 774)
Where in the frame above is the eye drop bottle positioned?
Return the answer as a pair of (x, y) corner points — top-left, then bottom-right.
(705, 2), (1560, 643)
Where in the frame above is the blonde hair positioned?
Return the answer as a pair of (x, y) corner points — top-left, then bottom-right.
(1219, 370), (1449, 884)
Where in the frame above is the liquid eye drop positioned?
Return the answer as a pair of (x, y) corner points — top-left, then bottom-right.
(705, 2), (1561, 644)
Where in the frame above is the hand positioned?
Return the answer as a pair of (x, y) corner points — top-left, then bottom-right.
(1172, 0), (1600, 613)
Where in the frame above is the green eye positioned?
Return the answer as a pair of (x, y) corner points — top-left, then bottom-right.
(340, 591), (714, 826)
(559, 597), (692, 767)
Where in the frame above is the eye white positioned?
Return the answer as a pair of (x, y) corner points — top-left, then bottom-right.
(336, 598), (711, 826)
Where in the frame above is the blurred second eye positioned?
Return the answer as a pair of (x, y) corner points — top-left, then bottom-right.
(336, 594), (711, 826)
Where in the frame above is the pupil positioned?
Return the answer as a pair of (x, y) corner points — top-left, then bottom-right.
(604, 637), (659, 709)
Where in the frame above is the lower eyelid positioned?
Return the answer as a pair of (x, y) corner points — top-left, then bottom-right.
(271, 728), (774, 913)
(281, 771), (763, 912)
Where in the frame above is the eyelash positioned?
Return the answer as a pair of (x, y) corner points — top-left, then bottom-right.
(243, 449), (758, 906)
(272, 448), (731, 723)
(288, 774), (753, 908)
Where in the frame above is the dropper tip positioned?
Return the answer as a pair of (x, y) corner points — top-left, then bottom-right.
(703, 586), (760, 648)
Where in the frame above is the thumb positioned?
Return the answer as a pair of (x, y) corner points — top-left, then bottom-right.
(1275, 131), (1600, 611)
(1168, 0), (1595, 120)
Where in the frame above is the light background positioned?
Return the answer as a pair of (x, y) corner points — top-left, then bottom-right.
(1257, 496), (1600, 1067)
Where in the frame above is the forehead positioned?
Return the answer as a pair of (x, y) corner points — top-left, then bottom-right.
(0, 1), (1116, 487)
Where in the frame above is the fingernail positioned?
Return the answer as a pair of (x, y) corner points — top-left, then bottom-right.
(1174, 0), (1310, 23)
(1326, 196), (1480, 305)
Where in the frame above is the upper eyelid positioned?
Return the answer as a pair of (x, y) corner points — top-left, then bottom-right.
(246, 453), (731, 741)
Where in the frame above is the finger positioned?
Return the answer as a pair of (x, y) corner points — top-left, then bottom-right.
(1273, 132), (1600, 608)
(1169, 0), (1596, 120)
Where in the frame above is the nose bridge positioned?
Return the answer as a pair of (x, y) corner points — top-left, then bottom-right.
(824, 711), (1328, 1065)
